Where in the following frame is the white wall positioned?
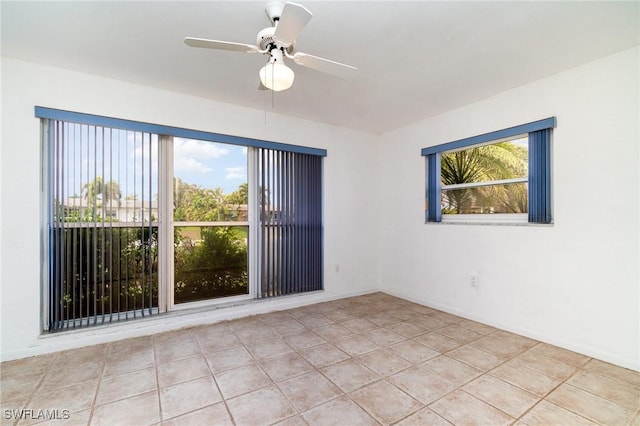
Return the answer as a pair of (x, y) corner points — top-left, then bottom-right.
(0, 57), (379, 361)
(377, 47), (640, 371)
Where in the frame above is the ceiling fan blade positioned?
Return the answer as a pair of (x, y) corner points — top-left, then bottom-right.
(273, 2), (312, 47)
(292, 52), (358, 80)
(184, 37), (260, 53)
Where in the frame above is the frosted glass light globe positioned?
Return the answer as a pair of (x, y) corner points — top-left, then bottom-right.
(259, 62), (295, 91)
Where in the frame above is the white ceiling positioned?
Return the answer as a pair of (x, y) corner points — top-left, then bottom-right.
(2, 1), (638, 134)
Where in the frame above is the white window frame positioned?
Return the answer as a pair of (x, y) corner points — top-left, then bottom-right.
(164, 137), (257, 311)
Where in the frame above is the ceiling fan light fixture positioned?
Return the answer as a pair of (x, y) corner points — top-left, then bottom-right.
(185, 2), (357, 91)
(259, 61), (295, 91)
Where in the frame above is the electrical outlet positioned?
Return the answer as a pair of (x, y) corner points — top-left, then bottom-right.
(469, 274), (478, 287)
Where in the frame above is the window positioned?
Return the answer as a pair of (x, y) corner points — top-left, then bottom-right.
(422, 117), (555, 224)
(37, 107), (325, 331)
(440, 136), (529, 218)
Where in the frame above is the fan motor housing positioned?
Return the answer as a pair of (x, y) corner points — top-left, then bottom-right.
(257, 27), (294, 53)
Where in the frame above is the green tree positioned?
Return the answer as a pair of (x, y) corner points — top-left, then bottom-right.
(225, 183), (249, 221)
(82, 177), (122, 208)
(80, 177), (122, 221)
(226, 182), (248, 205)
(172, 180), (250, 302)
(174, 178), (249, 222)
(441, 142), (527, 213)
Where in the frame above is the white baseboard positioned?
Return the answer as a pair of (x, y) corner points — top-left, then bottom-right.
(380, 287), (640, 372)
(2, 287), (378, 362)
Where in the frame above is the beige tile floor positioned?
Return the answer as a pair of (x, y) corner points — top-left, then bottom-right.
(1, 292), (639, 426)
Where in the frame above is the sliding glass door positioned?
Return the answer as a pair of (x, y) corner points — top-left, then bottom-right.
(171, 138), (250, 305)
(39, 107), (325, 331)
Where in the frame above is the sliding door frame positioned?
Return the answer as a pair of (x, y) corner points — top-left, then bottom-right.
(38, 107), (326, 331)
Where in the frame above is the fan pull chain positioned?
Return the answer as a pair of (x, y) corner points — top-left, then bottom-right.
(271, 63), (275, 109)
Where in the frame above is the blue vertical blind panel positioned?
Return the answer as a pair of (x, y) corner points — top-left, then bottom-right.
(426, 153), (442, 222)
(528, 129), (552, 223)
(258, 148), (323, 297)
(46, 120), (158, 331)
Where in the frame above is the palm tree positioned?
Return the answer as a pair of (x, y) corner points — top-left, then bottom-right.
(226, 183), (248, 205)
(441, 142), (527, 214)
(82, 177), (122, 209)
(173, 178), (231, 221)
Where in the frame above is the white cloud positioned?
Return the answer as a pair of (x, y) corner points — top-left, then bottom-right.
(225, 166), (246, 180)
(175, 139), (229, 159)
(175, 157), (213, 174)
(174, 139), (229, 174)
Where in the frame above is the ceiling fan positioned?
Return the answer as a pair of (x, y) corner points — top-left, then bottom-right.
(184, 2), (357, 91)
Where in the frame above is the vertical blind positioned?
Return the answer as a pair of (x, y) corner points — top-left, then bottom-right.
(45, 120), (158, 330)
(425, 153), (442, 222)
(257, 148), (323, 297)
(528, 128), (552, 223)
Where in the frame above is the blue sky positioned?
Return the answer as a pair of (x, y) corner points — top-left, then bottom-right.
(60, 125), (247, 200)
(174, 138), (247, 194)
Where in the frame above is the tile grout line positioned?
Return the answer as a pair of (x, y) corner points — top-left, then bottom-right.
(152, 335), (166, 425)
(413, 334), (541, 425)
(542, 381), (636, 424)
(511, 352), (594, 425)
(312, 323), (435, 425)
(298, 303), (459, 424)
(469, 343), (548, 422)
(260, 311), (389, 424)
(258, 312), (319, 425)
(193, 328), (237, 426)
(85, 346), (108, 426)
(11, 353), (59, 426)
(224, 321), (303, 420)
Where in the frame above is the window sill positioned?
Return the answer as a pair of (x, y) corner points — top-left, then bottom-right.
(426, 221), (553, 227)
(424, 213), (553, 226)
